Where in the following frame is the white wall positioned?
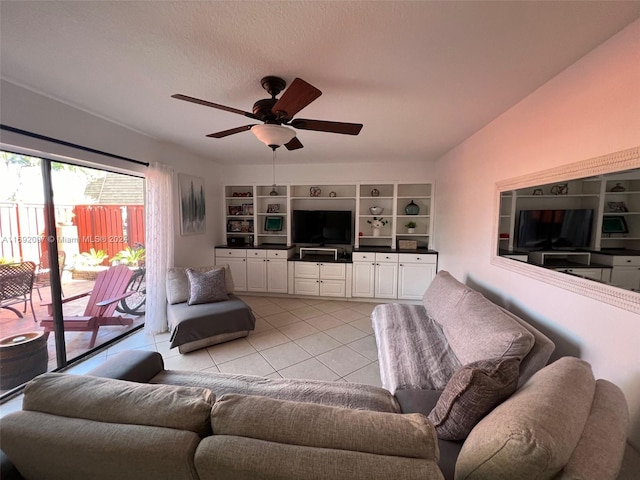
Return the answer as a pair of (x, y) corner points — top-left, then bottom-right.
(435, 19), (640, 447)
(0, 80), (222, 267)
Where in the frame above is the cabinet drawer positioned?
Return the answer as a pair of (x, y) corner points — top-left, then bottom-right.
(295, 262), (320, 278)
(216, 248), (247, 258)
(398, 253), (437, 264)
(247, 249), (267, 258)
(352, 252), (375, 262)
(267, 250), (289, 259)
(612, 256), (640, 266)
(375, 253), (398, 263)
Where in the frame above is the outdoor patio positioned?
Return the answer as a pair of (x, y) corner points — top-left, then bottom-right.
(0, 273), (144, 393)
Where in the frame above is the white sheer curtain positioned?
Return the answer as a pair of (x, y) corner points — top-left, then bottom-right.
(144, 162), (174, 334)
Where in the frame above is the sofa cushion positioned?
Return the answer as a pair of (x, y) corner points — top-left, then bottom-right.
(1, 411), (201, 480)
(423, 272), (534, 366)
(151, 369), (400, 413)
(168, 294), (256, 350)
(456, 357), (596, 480)
(186, 268), (229, 305)
(196, 436), (442, 480)
(557, 379), (629, 480)
(427, 357), (519, 440)
(23, 372), (215, 435)
(210, 393), (437, 459)
(167, 265), (234, 304)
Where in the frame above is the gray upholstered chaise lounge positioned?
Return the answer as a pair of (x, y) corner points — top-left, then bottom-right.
(166, 265), (255, 353)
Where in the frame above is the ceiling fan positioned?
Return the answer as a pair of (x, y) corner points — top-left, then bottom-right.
(172, 76), (363, 151)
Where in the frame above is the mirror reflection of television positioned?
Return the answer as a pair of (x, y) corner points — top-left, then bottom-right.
(602, 215), (629, 234)
(517, 209), (594, 250)
(293, 210), (352, 245)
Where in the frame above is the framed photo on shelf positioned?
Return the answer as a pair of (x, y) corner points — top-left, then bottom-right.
(264, 216), (283, 232)
(267, 204), (280, 213)
(228, 205), (242, 216)
(608, 201), (628, 212)
(602, 216), (629, 234)
(227, 220), (243, 232)
(241, 221), (253, 233)
(242, 203), (254, 215)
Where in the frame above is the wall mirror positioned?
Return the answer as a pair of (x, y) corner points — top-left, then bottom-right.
(492, 146), (640, 314)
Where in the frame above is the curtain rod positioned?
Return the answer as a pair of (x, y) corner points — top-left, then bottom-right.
(0, 124), (149, 167)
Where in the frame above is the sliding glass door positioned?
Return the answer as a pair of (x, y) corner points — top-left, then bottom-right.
(0, 151), (145, 396)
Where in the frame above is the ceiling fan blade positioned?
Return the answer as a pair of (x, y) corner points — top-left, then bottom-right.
(289, 118), (363, 135)
(284, 137), (304, 151)
(272, 78), (322, 120)
(206, 125), (256, 138)
(172, 94), (260, 120)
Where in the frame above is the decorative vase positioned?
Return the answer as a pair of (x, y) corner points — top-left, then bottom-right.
(610, 183), (626, 192)
(372, 228), (380, 237)
(405, 200), (420, 215)
(371, 188), (380, 197)
(369, 206), (384, 215)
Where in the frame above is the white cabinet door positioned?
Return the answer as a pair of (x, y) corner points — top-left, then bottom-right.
(267, 259), (288, 293)
(247, 257), (267, 292)
(295, 262), (320, 278)
(610, 266), (640, 290)
(352, 261), (375, 297)
(294, 277), (319, 296)
(224, 257), (247, 291)
(320, 279), (346, 297)
(375, 262), (398, 299)
(398, 263), (436, 300)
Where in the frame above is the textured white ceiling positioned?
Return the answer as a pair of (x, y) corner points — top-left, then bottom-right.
(1, 1), (639, 166)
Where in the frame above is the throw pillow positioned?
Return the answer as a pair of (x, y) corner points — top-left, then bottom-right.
(186, 268), (229, 305)
(428, 357), (519, 440)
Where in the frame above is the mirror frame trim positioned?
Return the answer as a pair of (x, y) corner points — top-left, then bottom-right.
(492, 146), (640, 314)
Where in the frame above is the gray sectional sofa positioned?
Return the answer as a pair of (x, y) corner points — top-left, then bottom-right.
(0, 271), (631, 479)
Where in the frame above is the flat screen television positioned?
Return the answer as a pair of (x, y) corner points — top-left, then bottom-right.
(293, 210), (352, 245)
(516, 209), (594, 250)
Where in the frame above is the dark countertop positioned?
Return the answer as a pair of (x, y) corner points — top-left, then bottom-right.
(289, 254), (351, 263)
(353, 246), (438, 255)
(591, 249), (640, 256)
(541, 259), (612, 269)
(216, 244), (294, 250)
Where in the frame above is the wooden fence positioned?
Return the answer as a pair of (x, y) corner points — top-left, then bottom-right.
(0, 203), (144, 264)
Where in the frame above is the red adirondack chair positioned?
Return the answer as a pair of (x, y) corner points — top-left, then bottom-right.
(40, 265), (135, 347)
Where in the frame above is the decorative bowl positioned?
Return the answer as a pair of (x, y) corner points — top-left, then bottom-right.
(369, 206), (384, 215)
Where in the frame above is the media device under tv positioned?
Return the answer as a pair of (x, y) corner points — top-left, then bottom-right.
(516, 209), (594, 250)
(293, 210), (352, 245)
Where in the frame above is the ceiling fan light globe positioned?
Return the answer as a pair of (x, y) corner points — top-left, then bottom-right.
(252, 124), (296, 148)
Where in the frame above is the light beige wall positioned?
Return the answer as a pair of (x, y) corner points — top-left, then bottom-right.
(0, 80), (222, 267)
(435, 19), (640, 447)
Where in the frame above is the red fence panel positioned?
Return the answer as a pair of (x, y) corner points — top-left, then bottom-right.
(75, 205), (127, 261)
(126, 205), (145, 248)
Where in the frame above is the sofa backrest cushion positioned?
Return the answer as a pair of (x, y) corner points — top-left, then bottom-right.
(428, 357), (519, 440)
(1, 410), (202, 480)
(194, 393), (444, 480)
(23, 372), (215, 435)
(455, 357), (597, 480)
(167, 265), (234, 304)
(499, 307), (555, 386)
(556, 379), (629, 480)
(210, 393), (434, 459)
(423, 271), (534, 366)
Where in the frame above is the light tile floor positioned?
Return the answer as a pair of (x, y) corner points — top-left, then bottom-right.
(0, 295), (383, 417)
